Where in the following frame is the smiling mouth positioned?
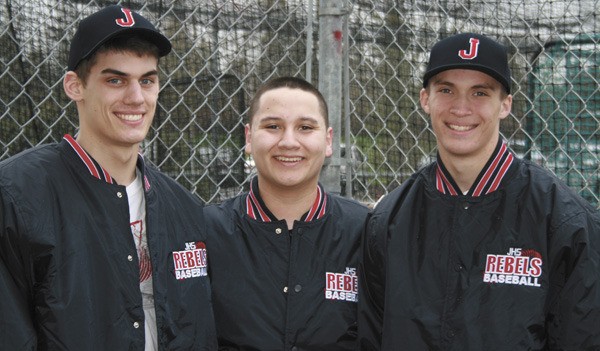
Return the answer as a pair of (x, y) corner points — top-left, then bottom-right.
(447, 124), (476, 132)
(116, 113), (143, 122)
(275, 156), (303, 162)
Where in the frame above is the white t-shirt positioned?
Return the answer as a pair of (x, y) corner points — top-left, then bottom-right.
(126, 169), (157, 350)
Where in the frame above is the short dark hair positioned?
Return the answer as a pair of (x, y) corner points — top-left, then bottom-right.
(247, 77), (329, 127)
(74, 34), (160, 85)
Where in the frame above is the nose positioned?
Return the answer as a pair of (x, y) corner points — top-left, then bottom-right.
(449, 95), (471, 117)
(278, 128), (301, 149)
(124, 81), (144, 105)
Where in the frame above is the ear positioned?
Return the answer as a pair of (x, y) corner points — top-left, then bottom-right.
(244, 123), (252, 154)
(419, 88), (430, 114)
(325, 127), (333, 157)
(63, 71), (84, 102)
(499, 94), (513, 120)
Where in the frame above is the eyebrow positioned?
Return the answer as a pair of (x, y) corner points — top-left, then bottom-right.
(297, 116), (321, 124)
(257, 116), (321, 124)
(100, 68), (159, 77)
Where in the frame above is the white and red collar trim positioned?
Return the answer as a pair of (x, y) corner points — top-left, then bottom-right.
(63, 134), (150, 190)
(64, 134), (114, 184)
(246, 181), (272, 222)
(245, 178), (328, 222)
(436, 140), (514, 197)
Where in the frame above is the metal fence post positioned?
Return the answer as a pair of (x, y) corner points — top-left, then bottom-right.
(318, 0), (349, 195)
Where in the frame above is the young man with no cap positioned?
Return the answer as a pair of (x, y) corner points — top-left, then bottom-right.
(358, 33), (600, 350)
(205, 77), (369, 350)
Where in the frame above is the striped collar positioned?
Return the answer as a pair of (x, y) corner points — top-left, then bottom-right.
(435, 139), (515, 197)
(245, 177), (328, 222)
(63, 134), (150, 190)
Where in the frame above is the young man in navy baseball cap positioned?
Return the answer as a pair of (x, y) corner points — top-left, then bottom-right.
(0, 5), (217, 349)
(359, 33), (600, 350)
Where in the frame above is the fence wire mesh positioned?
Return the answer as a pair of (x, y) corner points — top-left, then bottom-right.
(1, 0), (599, 208)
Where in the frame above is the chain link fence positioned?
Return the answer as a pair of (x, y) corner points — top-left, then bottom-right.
(1, 0), (599, 208)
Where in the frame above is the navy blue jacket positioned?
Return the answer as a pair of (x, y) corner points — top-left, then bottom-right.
(206, 178), (369, 350)
(359, 141), (600, 350)
(0, 135), (217, 350)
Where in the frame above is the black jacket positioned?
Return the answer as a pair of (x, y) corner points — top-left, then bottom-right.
(206, 178), (369, 350)
(358, 141), (600, 350)
(0, 135), (217, 350)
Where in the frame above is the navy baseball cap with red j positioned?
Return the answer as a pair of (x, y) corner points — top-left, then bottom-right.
(422, 33), (511, 93)
(68, 5), (171, 71)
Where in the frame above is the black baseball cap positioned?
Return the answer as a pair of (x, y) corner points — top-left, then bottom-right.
(68, 5), (171, 71)
(423, 33), (511, 93)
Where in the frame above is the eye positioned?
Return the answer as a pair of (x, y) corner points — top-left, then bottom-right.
(299, 125), (315, 131)
(107, 77), (123, 85)
(474, 91), (489, 97)
(438, 87), (451, 94)
(140, 77), (156, 86)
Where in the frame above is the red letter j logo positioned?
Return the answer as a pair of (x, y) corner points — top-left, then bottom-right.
(115, 8), (136, 27)
(458, 38), (480, 60)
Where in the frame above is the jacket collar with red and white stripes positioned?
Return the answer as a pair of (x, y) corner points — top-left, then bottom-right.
(435, 138), (515, 197)
(63, 134), (151, 191)
(245, 177), (328, 222)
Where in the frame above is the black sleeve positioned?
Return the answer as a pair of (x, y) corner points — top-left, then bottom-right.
(547, 210), (600, 350)
(0, 188), (37, 350)
(357, 211), (387, 351)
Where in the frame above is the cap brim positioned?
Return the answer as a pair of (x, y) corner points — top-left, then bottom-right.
(423, 64), (510, 93)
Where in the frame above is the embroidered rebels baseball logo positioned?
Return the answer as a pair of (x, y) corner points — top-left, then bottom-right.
(115, 8), (135, 27)
(325, 267), (358, 302)
(172, 241), (208, 280)
(458, 38), (480, 60)
(483, 247), (542, 287)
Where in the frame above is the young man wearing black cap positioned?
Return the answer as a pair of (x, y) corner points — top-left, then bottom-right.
(0, 5), (216, 349)
(358, 33), (600, 350)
